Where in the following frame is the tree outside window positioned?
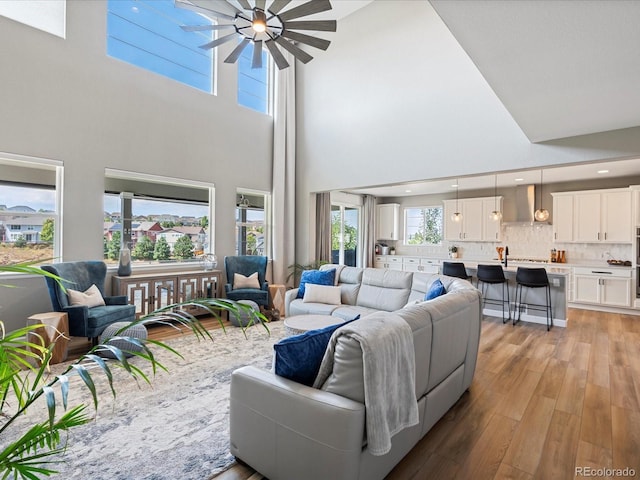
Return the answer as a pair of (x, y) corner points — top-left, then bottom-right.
(405, 207), (443, 245)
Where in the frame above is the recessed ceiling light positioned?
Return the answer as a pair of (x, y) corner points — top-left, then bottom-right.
(515, 178), (524, 182)
(597, 169), (609, 174)
(451, 183), (458, 188)
(405, 189), (412, 193)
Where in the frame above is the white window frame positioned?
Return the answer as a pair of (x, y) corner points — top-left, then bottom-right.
(403, 205), (443, 246)
(235, 188), (271, 258)
(0, 151), (64, 263)
(105, 168), (215, 267)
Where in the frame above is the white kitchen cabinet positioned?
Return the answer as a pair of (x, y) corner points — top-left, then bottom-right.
(374, 255), (403, 270)
(552, 193), (574, 242)
(573, 189), (632, 243)
(482, 197), (503, 242)
(573, 267), (632, 307)
(376, 203), (400, 241)
(444, 197), (497, 242)
(401, 257), (440, 273)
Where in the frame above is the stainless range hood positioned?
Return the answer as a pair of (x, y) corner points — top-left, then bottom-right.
(504, 184), (539, 224)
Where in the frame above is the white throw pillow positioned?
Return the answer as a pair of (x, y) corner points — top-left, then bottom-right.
(233, 272), (260, 289)
(67, 284), (106, 308)
(303, 284), (342, 305)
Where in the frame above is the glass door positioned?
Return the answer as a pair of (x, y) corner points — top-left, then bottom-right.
(331, 204), (360, 266)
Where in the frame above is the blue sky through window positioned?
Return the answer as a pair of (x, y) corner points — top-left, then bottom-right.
(107, 0), (213, 93)
(238, 47), (269, 114)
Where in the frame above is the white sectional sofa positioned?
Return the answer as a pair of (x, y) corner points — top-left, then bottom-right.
(229, 265), (482, 480)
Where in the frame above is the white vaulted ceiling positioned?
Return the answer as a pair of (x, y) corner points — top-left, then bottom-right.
(430, 0), (640, 143)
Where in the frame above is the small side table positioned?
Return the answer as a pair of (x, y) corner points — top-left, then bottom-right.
(27, 312), (70, 364)
(268, 284), (286, 315)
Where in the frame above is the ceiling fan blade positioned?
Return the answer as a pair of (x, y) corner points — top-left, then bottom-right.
(265, 39), (289, 70)
(275, 36), (313, 64)
(181, 24), (236, 32)
(283, 20), (336, 32)
(281, 30), (330, 50)
(252, 40), (263, 69)
(278, 0), (332, 22)
(199, 32), (239, 49)
(268, 0), (291, 15)
(175, 0), (237, 21)
(236, 0), (251, 9)
(224, 38), (251, 63)
(255, 0), (266, 10)
(191, 0), (241, 15)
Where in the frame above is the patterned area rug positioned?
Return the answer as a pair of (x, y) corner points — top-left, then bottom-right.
(11, 321), (285, 480)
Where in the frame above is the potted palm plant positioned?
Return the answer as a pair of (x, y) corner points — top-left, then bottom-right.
(0, 261), (267, 479)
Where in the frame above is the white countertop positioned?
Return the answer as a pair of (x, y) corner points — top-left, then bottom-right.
(377, 254), (634, 272)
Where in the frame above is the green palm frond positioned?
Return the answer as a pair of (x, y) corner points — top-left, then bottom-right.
(0, 261), (269, 479)
(0, 405), (90, 478)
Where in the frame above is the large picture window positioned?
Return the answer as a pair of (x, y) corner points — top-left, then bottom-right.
(107, 0), (214, 93)
(404, 206), (443, 245)
(238, 47), (270, 114)
(0, 154), (63, 264)
(104, 169), (214, 267)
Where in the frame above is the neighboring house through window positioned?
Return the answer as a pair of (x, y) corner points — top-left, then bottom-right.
(104, 169), (214, 266)
(0, 153), (63, 264)
(235, 191), (270, 256)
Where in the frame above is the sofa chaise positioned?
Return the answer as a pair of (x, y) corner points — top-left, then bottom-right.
(230, 265), (482, 480)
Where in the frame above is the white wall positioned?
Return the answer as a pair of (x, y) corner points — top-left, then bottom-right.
(0, 2), (273, 329)
(294, 0), (640, 264)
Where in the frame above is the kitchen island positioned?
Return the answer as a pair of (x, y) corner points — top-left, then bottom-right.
(463, 264), (569, 328)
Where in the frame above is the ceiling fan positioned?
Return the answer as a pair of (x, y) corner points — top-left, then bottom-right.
(175, 0), (337, 70)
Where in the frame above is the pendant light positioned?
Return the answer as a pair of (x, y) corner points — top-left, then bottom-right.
(451, 179), (462, 222)
(534, 169), (550, 222)
(489, 174), (502, 221)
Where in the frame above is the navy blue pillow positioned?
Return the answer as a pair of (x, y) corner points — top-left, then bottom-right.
(425, 279), (446, 300)
(274, 315), (359, 386)
(297, 269), (336, 299)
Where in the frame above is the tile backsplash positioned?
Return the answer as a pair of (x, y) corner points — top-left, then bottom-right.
(395, 223), (634, 264)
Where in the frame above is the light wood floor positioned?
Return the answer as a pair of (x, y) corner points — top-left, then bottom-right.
(72, 309), (640, 479)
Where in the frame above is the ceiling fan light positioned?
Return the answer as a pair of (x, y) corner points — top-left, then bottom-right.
(252, 19), (266, 33)
(534, 208), (549, 222)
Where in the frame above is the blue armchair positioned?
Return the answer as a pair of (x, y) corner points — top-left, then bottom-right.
(224, 256), (269, 308)
(41, 261), (136, 344)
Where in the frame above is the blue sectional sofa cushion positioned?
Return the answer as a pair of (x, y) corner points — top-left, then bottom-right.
(297, 269), (336, 299)
(274, 315), (359, 386)
(425, 279), (446, 300)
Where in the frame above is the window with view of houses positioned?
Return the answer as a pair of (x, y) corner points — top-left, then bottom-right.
(104, 170), (214, 266)
(0, 155), (62, 265)
(235, 191), (269, 256)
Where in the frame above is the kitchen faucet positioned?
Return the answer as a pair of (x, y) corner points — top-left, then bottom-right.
(503, 246), (509, 268)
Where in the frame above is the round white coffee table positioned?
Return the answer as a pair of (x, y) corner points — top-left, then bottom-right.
(283, 314), (345, 336)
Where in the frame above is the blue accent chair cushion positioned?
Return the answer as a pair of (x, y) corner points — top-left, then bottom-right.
(425, 279), (447, 300)
(224, 256), (270, 308)
(41, 261), (135, 341)
(274, 315), (359, 387)
(297, 269), (336, 299)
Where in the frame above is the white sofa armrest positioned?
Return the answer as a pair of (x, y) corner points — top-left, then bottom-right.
(230, 365), (365, 480)
(284, 287), (300, 316)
